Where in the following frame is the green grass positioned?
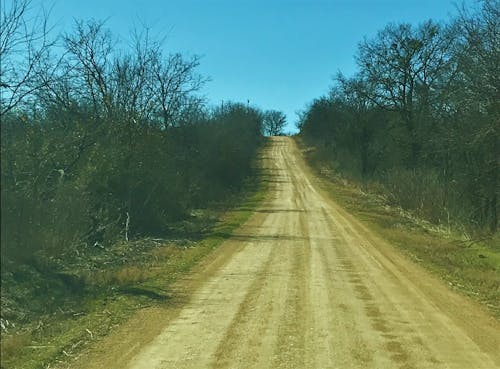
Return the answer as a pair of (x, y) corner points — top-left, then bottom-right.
(0, 160), (269, 369)
(296, 137), (500, 318)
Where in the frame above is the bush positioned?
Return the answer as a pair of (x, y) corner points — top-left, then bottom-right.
(1, 103), (263, 268)
(380, 168), (448, 223)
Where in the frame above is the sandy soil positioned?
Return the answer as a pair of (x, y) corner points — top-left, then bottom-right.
(67, 137), (499, 369)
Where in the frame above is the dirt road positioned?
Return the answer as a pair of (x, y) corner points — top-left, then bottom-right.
(73, 137), (499, 369)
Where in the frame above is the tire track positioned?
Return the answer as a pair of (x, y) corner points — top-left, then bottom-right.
(210, 213), (289, 369)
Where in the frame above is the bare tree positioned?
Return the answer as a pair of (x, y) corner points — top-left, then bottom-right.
(109, 27), (159, 123)
(263, 110), (287, 136)
(0, 0), (56, 114)
(454, 0), (500, 231)
(61, 21), (207, 127)
(63, 20), (115, 117)
(356, 21), (456, 167)
(152, 52), (207, 129)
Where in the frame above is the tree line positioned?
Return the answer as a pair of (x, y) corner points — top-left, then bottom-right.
(0, 0), (284, 267)
(298, 0), (499, 232)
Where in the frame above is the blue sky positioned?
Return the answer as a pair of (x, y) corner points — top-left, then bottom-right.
(42, 0), (472, 132)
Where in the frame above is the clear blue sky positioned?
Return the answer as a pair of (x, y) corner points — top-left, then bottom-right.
(43, 0), (471, 132)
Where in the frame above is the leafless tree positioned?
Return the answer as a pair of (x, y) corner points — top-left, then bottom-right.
(109, 27), (158, 123)
(60, 21), (206, 126)
(151, 52), (207, 129)
(0, 0), (56, 114)
(356, 21), (457, 166)
(63, 20), (115, 117)
(263, 110), (287, 136)
(454, 0), (500, 231)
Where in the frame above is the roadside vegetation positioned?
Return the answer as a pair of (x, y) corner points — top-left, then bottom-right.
(298, 138), (499, 318)
(0, 1), (279, 367)
(297, 0), (499, 315)
(0, 172), (268, 369)
(298, 0), (499, 234)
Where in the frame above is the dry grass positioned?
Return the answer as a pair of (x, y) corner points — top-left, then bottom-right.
(0, 331), (32, 361)
(82, 267), (148, 288)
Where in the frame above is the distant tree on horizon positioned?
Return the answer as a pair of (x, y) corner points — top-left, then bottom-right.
(263, 110), (287, 136)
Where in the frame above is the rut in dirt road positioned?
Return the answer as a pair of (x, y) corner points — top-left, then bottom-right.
(81, 137), (500, 369)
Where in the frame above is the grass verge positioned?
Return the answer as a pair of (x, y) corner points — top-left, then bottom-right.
(295, 137), (500, 318)
(0, 150), (269, 369)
